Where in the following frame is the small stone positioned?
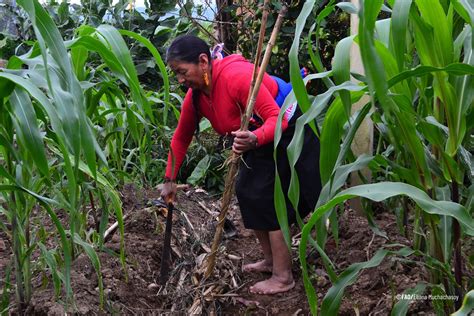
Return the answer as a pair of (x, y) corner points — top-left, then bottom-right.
(148, 283), (159, 290)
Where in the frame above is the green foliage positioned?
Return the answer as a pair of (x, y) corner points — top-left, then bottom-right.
(218, 0), (348, 84)
(273, 0), (473, 314)
(452, 290), (474, 316)
(0, 0), (180, 310)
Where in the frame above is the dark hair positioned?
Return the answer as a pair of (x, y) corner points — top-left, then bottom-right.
(167, 35), (211, 139)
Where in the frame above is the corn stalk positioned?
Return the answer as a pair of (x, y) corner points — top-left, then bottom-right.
(0, 0), (171, 310)
(273, 0), (474, 314)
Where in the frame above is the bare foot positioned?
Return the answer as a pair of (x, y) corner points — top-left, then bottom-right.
(249, 276), (295, 295)
(242, 260), (272, 273)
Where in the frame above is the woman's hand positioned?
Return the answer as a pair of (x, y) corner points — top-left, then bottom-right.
(231, 130), (258, 154)
(160, 180), (177, 204)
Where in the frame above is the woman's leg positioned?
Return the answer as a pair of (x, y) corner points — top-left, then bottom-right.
(243, 230), (273, 273)
(249, 229), (295, 294)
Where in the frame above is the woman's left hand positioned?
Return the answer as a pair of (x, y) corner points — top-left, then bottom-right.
(231, 130), (258, 154)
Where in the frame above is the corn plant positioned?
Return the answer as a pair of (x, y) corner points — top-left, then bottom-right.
(274, 0), (474, 314)
(0, 0), (171, 311)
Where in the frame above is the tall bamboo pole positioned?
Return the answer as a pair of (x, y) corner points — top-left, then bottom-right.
(204, 5), (287, 278)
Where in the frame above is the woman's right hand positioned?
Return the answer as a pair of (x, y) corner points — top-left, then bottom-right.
(160, 180), (177, 204)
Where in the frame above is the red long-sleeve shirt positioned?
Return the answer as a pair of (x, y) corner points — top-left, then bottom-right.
(165, 55), (289, 179)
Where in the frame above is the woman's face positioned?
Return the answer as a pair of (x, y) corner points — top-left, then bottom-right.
(168, 54), (209, 91)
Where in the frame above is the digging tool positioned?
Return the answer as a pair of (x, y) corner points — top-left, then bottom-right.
(159, 200), (175, 285)
(204, 4), (287, 278)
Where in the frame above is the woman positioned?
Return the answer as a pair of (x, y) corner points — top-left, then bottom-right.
(161, 35), (321, 295)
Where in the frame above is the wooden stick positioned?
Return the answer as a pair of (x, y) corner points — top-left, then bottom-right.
(204, 5), (288, 278)
(247, 0), (271, 100)
(104, 214), (129, 243)
(156, 183), (189, 192)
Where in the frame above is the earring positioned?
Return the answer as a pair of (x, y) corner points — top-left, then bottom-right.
(203, 72), (209, 86)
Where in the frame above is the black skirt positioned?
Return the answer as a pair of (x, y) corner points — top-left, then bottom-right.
(235, 113), (321, 231)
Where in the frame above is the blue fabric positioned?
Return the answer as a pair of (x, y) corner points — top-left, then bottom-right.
(271, 76), (292, 107)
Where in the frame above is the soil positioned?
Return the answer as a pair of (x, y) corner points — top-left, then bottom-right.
(0, 184), (452, 315)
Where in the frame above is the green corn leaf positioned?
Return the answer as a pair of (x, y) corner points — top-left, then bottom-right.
(0, 74), (16, 99)
(319, 91), (366, 184)
(318, 154), (373, 207)
(452, 290), (474, 316)
(336, 2), (358, 15)
(332, 35), (355, 119)
(332, 102), (371, 177)
(453, 0), (471, 23)
(275, 73), (333, 116)
(73, 234), (104, 309)
(18, 0), (82, 152)
(96, 25), (154, 124)
(17, 0), (102, 190)
(456, 29), (474, 115)
(391, 283), (428, 316)
(313, 103), (370, 247)
(451, 29), (474, 153)
(276, 82), (364, 248)
(439, 210), (453, 263)
(362, 200), (388, 239)
(375, 40), (410, 97)
(417, 118), (446, 147)
(289, 0), (317, 133)
(38, 243), (63, 297)
(300, 181), (472, 315)
(0, 185), (57, 207)
(441, 151), (463, 183)
(307, 23), (335, 89)
(358, 0), (396, 114)
(459, 146), (473, 181)
(458, 0), (474, 25)
(411, 12), (439, 66)
(415, 0), (453, 66)
(70, 44), (88, 81)
(316, 0), (336, 23)
(274, 172), (290, 247)
(375, 19), (391, 47)
(320, 97), (346, 184)
(0, 184), (72, 302)
(68, 35), (129, 83)
(17, 0), (72, 83)
(8, 88), (49, 177)
(393, 96), (433, 188)
(321, 249), (390, 315)
(52, 148), (127, 279)
(68, 34), (149, 144)
(0, 72), (64, 142)
(389, 0), (412, 71)
(0, 165), (15, 183)
(313, 182), (474, 236)
(119, 30), (170, 125)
